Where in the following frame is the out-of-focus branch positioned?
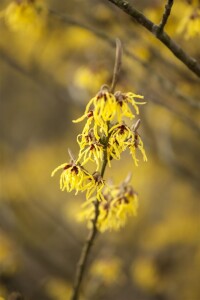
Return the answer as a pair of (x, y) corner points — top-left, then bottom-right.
(0, 48), (32, 78)
(1, 12), (199, 125)
(48, 9), (142, 64)
(48, 9), (199, 110)
(107, 0), (200, 78)
(158, 0), (174, 32)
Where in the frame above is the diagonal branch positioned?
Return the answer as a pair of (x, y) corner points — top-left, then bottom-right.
(107, 0), (200, 78)
(48, 9), (200, 111)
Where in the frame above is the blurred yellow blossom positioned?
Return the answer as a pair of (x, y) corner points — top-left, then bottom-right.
(90, 257), (122, 285)
(3, 0), (46, 38)
(177, 0), (200, 39)
(74, 67), (108, 93)
(131, 257), (159, 291)
(79, 182), (139, 232)
(46, 278), (73, 300)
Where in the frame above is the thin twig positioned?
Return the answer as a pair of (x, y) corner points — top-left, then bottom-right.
(70, 150), (108, 300)
(70, 203), (99, 300)
(110, 38), (122, 93)
(2, 10), (199, 117)
(107, 0), (200, 78)
(49, 9), (142, 64)
(48, 9), (200, 108)
(158, 0), (174, 32)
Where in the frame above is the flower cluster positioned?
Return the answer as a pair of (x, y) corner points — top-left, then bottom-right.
(52, 82), (147, 231)
(73, 85), (146, 167)
(79, 182), (138, 232)
(52, 158), (105, 202)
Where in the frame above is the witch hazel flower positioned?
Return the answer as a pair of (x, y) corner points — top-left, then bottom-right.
(52, 39), (147, 233)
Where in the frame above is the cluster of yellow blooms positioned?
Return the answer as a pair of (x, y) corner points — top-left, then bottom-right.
(80, 182), (139, 232)
(177, 0), (200, 39)
(52, 84), (147, 231)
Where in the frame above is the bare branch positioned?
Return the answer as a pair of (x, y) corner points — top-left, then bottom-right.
(107, 0), (200, 78)
(70, 210), (99, 300)
(48, 10), (200, 111)
(110, 38), (122, 93)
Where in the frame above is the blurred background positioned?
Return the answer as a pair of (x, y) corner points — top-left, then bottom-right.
(0, 0), (200, 299)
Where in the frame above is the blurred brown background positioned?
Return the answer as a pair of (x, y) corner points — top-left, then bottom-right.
(0, 0), (200, 299)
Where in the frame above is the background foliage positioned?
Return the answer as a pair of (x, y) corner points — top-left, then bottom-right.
(0, 0), (200, 299)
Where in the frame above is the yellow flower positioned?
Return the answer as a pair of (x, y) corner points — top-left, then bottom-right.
(107, 123), (133, 165)
(80, 183), (139, 232)
(74, 85), (145, 126)
(107, 121), (147, 167)
(114, 91), (146, 122)
(99, 185), (139, 232)
(85, 171), (105, 201)
(127, 131), (147, 166)
(73, 110), (106, 140)
(77, 128), (94, 150)
(51, 162), (94, 194)
(76, 129), (104, 171)
(109, 123), (133, 144)
(78, 141), (104, 171)
(86, 86), (117, 123)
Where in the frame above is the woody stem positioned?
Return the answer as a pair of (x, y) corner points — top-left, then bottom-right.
(70, 40), (122, 300)
(70, 143), (108, 300)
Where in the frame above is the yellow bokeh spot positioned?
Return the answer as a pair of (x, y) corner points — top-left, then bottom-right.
(46, 278), (72, 300)
(74, 67), (108, 93)
(131, 258), (159, 291)
(90, 257), (122, 285)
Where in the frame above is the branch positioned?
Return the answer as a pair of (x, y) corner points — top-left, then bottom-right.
(70, 158), (108, 300)
(110, 38), (122, 93)
(158, 0), (174, 32)
(70, 206), (99, 300)
(107, 0), (200, 78)
(48, 9), (200, 111)
(3, 9), (198, 125)
(70, 39), (122, 299)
